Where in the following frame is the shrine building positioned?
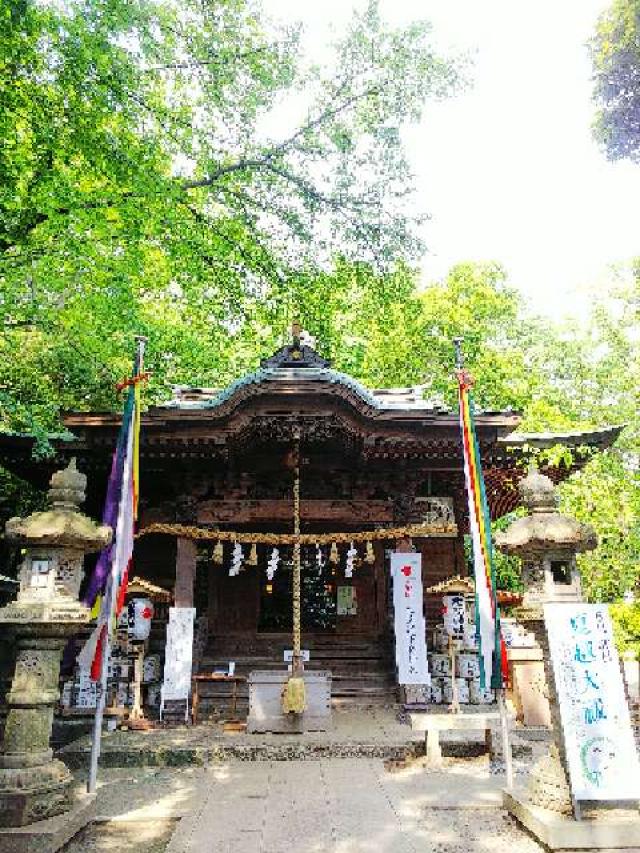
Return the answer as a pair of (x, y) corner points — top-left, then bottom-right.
(0, 337), (621, 710)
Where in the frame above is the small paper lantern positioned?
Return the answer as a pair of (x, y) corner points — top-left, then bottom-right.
(127, 597), (154, 642)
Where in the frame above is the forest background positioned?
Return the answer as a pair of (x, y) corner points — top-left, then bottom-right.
(1, 0), (638, 650)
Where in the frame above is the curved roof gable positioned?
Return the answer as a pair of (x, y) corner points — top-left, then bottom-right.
(161, 341), (452, 416)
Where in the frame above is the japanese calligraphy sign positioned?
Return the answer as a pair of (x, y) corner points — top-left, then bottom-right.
(545, 603), (640, 801)
(161, 607), (196, 703)
(391, 553), (430, 685)
(442, 593), (466, 639)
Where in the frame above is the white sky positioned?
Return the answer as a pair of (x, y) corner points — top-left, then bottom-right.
(263, 0), (640, 318)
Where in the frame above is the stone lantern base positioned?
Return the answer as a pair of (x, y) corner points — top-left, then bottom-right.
(0, 795), (96, 853)
(0, 760), (73, 827)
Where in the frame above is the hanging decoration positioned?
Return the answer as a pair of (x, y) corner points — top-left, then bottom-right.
(345, 542), (358, 579)
(316, 544), (325, 575)
(247, 543), (258, 567)
(212, 541), (224, 565)
(455, 340), (507, 691)
(229, 542), (243, 577)
(329, 541), (339, 564)
(364, 540), (375, 564)
(267, 548), (279, 581)
(138, 520), (455, 546)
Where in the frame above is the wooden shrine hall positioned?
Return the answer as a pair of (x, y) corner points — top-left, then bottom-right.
(0, 336), (622, 712)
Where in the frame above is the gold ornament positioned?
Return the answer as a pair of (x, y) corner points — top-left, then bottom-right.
(212, 541), (224, 564)
(247, 543), (258, 566)
(329, 542), (339, 564)
(364, 541), (375, 564)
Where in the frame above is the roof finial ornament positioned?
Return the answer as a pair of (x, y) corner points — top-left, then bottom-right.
(291, 320), (302, 360)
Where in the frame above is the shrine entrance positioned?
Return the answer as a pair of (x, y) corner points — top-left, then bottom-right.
(258, 548), (337, 633)
(257, 543), (384, 635)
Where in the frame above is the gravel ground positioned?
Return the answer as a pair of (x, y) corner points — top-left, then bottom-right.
(61, 820), (176, 852)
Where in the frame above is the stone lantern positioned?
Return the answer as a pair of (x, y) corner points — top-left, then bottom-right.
(495, 465), (597, 816)
(0, 459), (111, 829)
(496, 466), (596, 617)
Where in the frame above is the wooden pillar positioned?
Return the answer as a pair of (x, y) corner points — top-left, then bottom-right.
(175, 537), (197, 608)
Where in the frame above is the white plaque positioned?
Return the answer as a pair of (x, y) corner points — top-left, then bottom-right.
(545, 602), (640, 801)
(283, 650), (310, 663)
(390, 553), (430, 685)
(161, 607), (196, 707)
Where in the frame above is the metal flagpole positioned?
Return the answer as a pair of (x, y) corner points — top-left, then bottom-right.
(87, 336), (146, 795)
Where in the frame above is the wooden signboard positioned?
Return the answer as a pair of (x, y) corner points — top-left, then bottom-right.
(390, 553), (430, 685)
(545, 602), (640, 802)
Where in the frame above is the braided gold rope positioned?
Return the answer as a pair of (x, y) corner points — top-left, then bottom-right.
(136, 521), (457, 544)
(292, 455), (302, 669)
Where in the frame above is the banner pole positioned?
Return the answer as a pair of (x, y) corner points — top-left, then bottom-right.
(498, 686), (513, 790)
(87, 624), (112, 793)
(86, 336), (146, 794)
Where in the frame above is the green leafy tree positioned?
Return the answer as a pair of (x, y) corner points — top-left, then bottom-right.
(1, 0), (461, 442)
(590, 0), (640, 161)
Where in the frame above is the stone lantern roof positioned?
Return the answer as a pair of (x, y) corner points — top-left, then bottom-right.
(5, 458), (111, 552)
(494, 466), (597, 557)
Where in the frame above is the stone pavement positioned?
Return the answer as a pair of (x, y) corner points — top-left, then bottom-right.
(163, 758), (545, 853)
(58, 710), (556, 852)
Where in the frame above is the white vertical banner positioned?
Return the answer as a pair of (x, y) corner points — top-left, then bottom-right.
(545, 602), (640, 801)
(390, 553), (430, 685)
(160, 607), (196, 718)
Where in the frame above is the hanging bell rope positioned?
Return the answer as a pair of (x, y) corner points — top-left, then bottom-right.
(291, 445), (302, 676)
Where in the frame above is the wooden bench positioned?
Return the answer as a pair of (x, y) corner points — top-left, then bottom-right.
(409, 711), (500, 766)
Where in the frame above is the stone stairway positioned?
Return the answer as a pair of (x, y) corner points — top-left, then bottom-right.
(196, 634), (398, 717)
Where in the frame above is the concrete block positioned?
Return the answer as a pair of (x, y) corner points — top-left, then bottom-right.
(504, 788), (640, 849)
(246, 670), (332, 733)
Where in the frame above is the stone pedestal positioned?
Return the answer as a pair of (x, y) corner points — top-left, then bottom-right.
(0, 635), (74, 825)
(0, 459), (111, 835)
(508, 647), (551, 728)
(0, 794), (96, 853)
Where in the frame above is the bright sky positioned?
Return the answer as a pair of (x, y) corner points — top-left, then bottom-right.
(263, 0), (640, 318)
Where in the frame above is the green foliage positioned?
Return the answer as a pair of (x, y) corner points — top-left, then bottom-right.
(590, 0), (640, 161)
(1, 0), (462, 439)
(609, 602), (640, 658)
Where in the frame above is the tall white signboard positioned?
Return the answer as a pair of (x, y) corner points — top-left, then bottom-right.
(160, 606), (196, 720)
(545, 602), (640, 801)
(390, 553), (430, 685)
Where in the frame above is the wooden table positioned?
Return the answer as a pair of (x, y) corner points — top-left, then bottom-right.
(191, 673), (247, 724)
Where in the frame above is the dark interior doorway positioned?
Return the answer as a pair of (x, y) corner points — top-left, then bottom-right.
(258, 546), (337, 633)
